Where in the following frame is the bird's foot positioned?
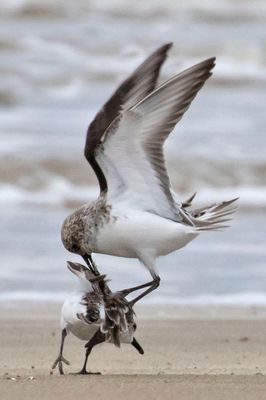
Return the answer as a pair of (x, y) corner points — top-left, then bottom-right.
(71, 370), (101, 375)
(52, 355), (70, 375)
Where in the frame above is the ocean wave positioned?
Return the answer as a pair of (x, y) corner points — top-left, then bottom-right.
(0, 152), (265, 209)
(190, 187), (266, 210)
(143, 292), (266, 307)
(0, 49), (265, 110)
(1, 153), (265, 187)
(2, 290), (266, 307)
(1, 0), (68, 18)
(0, 178), (265, 210)
(0, 178), (99, 208)
(2, 0), (266, 20)
(0, 290), (66, 303)
(1, 50), (266, 108)
(1, 0), (266, 93)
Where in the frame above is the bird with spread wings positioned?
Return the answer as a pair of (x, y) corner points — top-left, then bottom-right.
(61, 43), (237, 301)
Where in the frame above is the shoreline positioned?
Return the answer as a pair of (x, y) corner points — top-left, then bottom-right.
(1, 302), (266, 320)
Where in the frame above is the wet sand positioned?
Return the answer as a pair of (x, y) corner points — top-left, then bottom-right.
(1, 305), (266, 400)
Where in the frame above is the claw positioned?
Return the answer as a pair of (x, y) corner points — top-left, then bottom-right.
(52, 355), (70, 375)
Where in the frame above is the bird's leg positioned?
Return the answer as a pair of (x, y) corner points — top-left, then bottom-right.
(131, 337), (144, 355)
(82, 254), (100, 276)
(51, 328), (70, 375)
(73, 329), (105, 375)
(119, 280), (155, 297)
(128, 275), (160, 307)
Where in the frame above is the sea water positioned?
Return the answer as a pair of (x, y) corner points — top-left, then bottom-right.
(1, 0), (265, 305)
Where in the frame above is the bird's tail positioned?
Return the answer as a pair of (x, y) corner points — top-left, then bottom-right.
(181, 195), (239, 231)
(89, 275), (131, 347)
(100, 293), (130, 347)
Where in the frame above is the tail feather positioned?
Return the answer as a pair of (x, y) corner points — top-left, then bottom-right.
(185, 197), (239, 231)
(192, 198), (238, 218)
(101, 291), (131, 347)
(181, 192), (197, 208)
(89, 273), (135, 348)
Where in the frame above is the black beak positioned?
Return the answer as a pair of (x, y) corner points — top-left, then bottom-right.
(82, 254), (100, 276)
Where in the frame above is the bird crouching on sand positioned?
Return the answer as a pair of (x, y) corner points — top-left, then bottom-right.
(52, 261), (145, 375)
(61, 42), (238, 304)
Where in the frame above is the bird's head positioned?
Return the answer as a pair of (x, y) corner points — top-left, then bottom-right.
(61, 213), (86, 256)
(67, 261), (96, 281)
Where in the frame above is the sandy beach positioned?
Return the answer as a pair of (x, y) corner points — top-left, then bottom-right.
(1, 0), (266, 398)
(1, 304), (266, 400)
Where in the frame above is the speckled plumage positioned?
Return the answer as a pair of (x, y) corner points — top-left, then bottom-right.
(61, 195), (112, 255)
(79, 292), (102, 324)
(52, 262), (144, 375)
(61, 261), (139, 345)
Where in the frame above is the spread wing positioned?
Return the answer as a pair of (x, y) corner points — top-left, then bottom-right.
(84, 43), (173, 192)
(96, 57), (216, 221)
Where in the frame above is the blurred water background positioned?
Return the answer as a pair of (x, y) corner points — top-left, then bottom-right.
(0, 0), (266, 305)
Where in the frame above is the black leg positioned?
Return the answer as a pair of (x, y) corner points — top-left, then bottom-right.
(52, 328), (70, 375)
(73, 329), (105, 375)
(119, 280), (155, 297)
(129, 276), (160, 307)
(131, 337), (144, 355)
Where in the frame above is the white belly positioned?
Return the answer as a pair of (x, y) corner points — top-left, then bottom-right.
(68, 321), (99, 341)
(61, 293), (99, 341)
(95, 209), (197, 259)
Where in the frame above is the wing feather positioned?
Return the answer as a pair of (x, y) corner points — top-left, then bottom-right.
(84, 43), (172, 192)
(97, 57), (215, 220)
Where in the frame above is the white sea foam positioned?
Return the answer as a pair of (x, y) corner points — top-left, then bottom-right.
(2, 0), (266, 19)
(2, 290), (266, 307)
(143, 293), (266, 307)
(0, 291), (66, 303)
(1, 0), (266, 112)
(0, 179), (99, 207)
(192, 187), (266, 209)
(0, 181), (265, 210)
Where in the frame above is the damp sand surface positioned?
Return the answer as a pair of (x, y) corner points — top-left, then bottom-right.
(1, 305), (266, 400)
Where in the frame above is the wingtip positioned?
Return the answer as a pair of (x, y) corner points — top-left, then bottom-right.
(164, 42), (174, 50)
(156, 42), (173, 57)
(201, 56), (216, 71)
(209, 56), (216, 68)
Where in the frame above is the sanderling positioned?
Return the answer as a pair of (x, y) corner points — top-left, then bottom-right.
(61, 43), (237, 301)
(52, 261), (145, 375)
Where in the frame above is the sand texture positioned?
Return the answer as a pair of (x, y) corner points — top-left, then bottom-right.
(1, 305), (266, 400)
